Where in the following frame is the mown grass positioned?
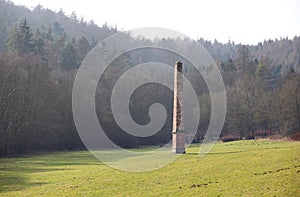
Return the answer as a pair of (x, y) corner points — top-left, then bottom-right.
(0, 140), (299, 196)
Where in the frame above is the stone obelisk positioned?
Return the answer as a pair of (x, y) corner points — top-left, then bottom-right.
(172, 61), (185, 154)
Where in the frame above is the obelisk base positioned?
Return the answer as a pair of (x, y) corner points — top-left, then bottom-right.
(172, 130), (186, 154)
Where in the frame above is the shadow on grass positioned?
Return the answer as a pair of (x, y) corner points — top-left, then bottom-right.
(186, 145), (292, 156)
(0, 166), (52, 194)
(186, 151), (244, 156)
(0, 160), (74, 193)
(0, 175), (48, 194)
(0, 152), (105, 193)
(0, 166), (69, 173)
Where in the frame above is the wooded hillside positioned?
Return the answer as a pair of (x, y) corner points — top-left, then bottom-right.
(0, 0), (299, 156)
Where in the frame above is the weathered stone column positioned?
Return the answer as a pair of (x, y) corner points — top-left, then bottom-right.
(172, 61), (185, 154)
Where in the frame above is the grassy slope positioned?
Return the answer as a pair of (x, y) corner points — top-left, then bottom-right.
(0, 140), (299, 196)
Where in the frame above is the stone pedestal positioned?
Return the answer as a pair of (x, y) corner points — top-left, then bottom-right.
(172, 61), (185, 154)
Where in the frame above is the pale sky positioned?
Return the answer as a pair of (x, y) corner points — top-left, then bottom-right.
(10, 0), (300, 45)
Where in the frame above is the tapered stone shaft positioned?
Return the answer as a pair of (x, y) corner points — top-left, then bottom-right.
(172, 61), (185, 154)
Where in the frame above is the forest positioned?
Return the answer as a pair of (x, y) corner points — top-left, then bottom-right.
(0, 0), (299, 156)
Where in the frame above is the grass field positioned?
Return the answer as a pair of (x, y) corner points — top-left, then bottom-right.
(0, 140), (299, 196)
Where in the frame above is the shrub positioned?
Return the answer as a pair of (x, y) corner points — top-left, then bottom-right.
(268, 135), (285, 140)
(221, 136), (240, 142)
(290, 132), (300, 141)
(245, 136), (255, 140)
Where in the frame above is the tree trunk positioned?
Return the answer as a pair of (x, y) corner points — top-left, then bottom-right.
(268, 121), (272, 136)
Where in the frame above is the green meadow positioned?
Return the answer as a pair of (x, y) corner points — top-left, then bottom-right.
(0, 140), (299, 196)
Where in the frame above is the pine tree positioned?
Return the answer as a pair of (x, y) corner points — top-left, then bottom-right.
(61, 41), (77, 70)
(53, 22), (64, 36)
(256, 60), (270, 81)
(76, 36), (90, 65)
(33, 28), (47, 61)
(18, 19), (33, 53)
(44, 29), (53, 41)
(91, 36), (97, 48)
(6, 26), (19, 52)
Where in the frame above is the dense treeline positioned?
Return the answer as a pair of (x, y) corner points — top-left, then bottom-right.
(0, 0), (299, 155)
(0, 18), (93, 155)
(220, 46), (300, 139)
(0, 0), (117, 51)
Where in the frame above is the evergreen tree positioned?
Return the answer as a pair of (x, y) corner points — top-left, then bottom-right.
(6, 19), (34, 54)
(76, 36), (90, 65)
(6, 26), (19, 52)
(53, 22), (64, 36)
(33, 28), (47, 61)
(44, 28), (53, 41)
(256, 60), (270, 81)
(61, 41), (77, 70)
(236, 45), (255, 75)
(18, 19), (33, 53)
(91, 36), (97, 48)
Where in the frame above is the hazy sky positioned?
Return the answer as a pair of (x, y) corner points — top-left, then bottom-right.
(10, 0), (300, 45)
